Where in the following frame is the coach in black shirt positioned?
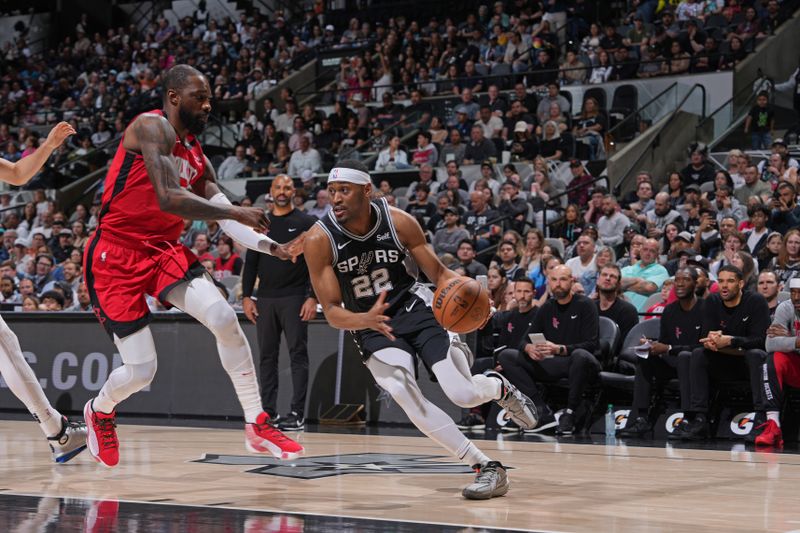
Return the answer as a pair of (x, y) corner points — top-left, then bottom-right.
(619, 267), (702, 437)
(678, 265), (769, 440)
(242, 174), (317, 431)
(499, 265), (600, 435)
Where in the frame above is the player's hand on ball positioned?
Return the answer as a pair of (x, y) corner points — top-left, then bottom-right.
(365, 290), (394, 341)
(236, 207), (270, 232)
(44, 121), (76, 149)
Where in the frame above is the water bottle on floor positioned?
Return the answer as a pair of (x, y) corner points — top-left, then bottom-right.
(605, 404), (615, 439)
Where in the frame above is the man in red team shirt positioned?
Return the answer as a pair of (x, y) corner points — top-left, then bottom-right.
(83, 65), (304, 467)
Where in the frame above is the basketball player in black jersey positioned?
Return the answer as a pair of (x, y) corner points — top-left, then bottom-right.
(304, 160), (538, 500)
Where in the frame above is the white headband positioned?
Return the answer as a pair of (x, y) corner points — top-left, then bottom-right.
(328, 167), (371, 185)
(790, 278), (800, 290)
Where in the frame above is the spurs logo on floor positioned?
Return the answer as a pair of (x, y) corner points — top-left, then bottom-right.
(194, 453), (474, 479)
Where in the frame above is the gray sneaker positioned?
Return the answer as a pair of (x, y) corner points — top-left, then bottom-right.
(48, 417), (88, 464)
(484, 370), (538, 430)
(462, 461), (509, 500)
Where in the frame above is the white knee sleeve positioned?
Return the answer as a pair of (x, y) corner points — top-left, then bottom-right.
(94, 327), (158, 413)
(431, 344), (501, 408)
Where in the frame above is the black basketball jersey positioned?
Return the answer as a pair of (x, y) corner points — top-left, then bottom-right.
(316, 197), (418, 314)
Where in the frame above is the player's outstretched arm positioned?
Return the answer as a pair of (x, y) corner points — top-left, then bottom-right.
(0, 122), (75, 186)
(390, 207), (459, 287)
(133, 115), (266, 230)
(305, 225), (395, 339)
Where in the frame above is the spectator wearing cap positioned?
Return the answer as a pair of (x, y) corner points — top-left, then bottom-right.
(566, 160), (595, 207)
(597, 195), (631, 252)
(451, 106), (474, 138)
(438, 129), (466, 167)
(645, 192), (682, 239)
(509, 122), (538, 162)
(583, 187), (607, 225)
(463, 125), (497, 165)
(621, 238), (669, 311)
(476, 105), (503, 140)
(411, 131), (438, 167)
(498, 180), (528, 233)
(287, 136), (322, 177)
(664, 233), (695, 275)
(218, 144), (249, 180)
(770, 182), (800, 235)
(51, 228), (74, 264)
(433, 207), (470, 257)
(757, 138), (800, 174)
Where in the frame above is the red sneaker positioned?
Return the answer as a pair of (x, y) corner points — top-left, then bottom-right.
(754, 420), (784, 448)
(83, 400), (120, 467)
(245, 412), (304, 460)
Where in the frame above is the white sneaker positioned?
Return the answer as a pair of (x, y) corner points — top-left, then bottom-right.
(48, 417), (88, 463)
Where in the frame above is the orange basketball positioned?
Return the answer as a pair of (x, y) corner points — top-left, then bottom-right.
(432, 277), (491, 333)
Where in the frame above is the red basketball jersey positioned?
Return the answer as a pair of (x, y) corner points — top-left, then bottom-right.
(97, 109), (206, 242)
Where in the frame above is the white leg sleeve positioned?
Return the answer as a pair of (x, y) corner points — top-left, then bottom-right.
(368, 349), (490, 467)
(92, 327), (158, 414)
(0, 316), (61, 436)
(166, 275), (263, 423)
(431, 341), (501, 408)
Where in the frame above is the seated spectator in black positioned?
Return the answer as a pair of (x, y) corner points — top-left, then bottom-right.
(454, 239), (488, 278)
(676, 265), (769, 440)
(465, 190), (500, 251)
(315, 119), (341, 155)
(553, 203), (585, 248)
(481, 84), (508, 116)
(374, 92), (403, 128)
(463, 125), (497, 165)
(498, 180), (528, 233)
(401, 89), (432, 131)
(611, 47), (639, 81)
(538, 121), (566, 161)
(770, 182), (800, 234)
(756, 270), (781, 320)
(526, 49), (559, 89)
(457, 60), (484, 94)
(588, 50), (614, 84)
(618, 267), (702, 437)
(599, 23), (624, 53)
(51, 229), (74, 264)
(405, 182), (437, 219)
(763, 0), (785, 34)
(680, 148), (715, 187)
(339, 117), (367, 157)
(718, 36), (747, 70)
(439, 128), (466, 166)
(407, 164), (440, 199)
(744, 204), (770, 255)
(498, 264), (600, 435)
(729, 6), (765, 42)
(451, 108), (474, 139)
(595, 264), (639, 342)
(433, 207), (470, 258)
(572, 97), (605, 160)
(503, 99), (537, 143)
(661, 40), (691, 75)
(509, 122), (538, 162)
(637, 44), (662, 78)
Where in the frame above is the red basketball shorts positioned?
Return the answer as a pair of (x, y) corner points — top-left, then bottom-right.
(84, 230), (205, 338)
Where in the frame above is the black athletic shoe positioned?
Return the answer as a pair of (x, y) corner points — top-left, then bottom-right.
(681, 414), (708, 441)
(667, 419), (688, 440)
(617, 416), (652, 438)
(277, 411), (305, 431)
(456, 413), (486, 431)
(523, 408), (557, 434)
(556, 411), (575, 436)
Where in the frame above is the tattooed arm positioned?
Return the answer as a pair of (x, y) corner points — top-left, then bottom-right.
(128, 114), (267, 230)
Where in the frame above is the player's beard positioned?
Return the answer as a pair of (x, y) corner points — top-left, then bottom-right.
(179, 106), (208, 135)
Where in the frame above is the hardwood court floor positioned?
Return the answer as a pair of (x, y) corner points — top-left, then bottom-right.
(0, 420), (798, 532)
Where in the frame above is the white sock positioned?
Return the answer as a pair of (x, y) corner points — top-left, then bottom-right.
(766, 411), (781, 427)
(457, 439), (491, 467)
(0, 319), (62, 437)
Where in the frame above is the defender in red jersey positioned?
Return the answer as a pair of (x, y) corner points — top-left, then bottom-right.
(83, 65), (305, 467)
